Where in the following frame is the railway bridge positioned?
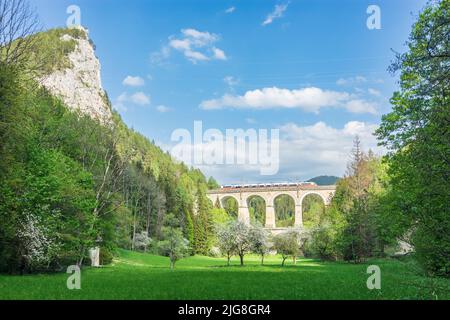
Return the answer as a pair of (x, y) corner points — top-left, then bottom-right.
(207, 183), (336, 233)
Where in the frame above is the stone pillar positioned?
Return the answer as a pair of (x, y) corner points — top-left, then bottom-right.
(294, 204), (303, 227)
(89, 247), (100, 267)
(265, 205), (275, 228)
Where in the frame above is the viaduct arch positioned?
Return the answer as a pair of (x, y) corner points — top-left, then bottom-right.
(207, 184), (336, 233)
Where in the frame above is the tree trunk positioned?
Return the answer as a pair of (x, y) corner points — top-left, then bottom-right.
(293, 256), (296, 265)
(227, 255), (231, 266)
(146, 192), (151, 234)
(282, 257), (286, 267)
(131, 197), (139, 251)
(261, 255), (264, 266)
(77, 256), (84, 267)
(131, 213), (136, 251)
(239, 254), (244, 266)
(77, 243), (87, 267)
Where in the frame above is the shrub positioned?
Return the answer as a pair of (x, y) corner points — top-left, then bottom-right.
(209, 246), (221, 258)
(307, 226), (338, 261)
(273, 228), (303, 266)
(99, 247), (114, 265)
(133, 231), (152, 252)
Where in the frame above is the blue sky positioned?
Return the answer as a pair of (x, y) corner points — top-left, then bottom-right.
(31, 0), (426, 184)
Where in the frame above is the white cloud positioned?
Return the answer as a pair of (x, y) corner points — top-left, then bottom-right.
(275, 121), (383, 179)
(262, 3), (289, 26)
(169, 39), (191, 51)
(184, 50), (209, 62)
(113, 92), (128, 112)
(154, 28), (227, 64)
(336, 76), (368, 86)
(344, 99), (377, 114)
(150, 46), (170, 65)
(114, 92), (151, 110)
(225, 7), (235, 14)
(113, 92), (129, 112)
(368, 88), (381, 96)
(213, 47), (227, 60)
(200, 86), (378, 114)
(122, 76), (145, 87)
(165, 120), (383, 184)
(131, 92), (151, 105)
(181, 28), (218, 45)
(224, 76), (239, 87)
(156, 105), (171, 113)
(117, 92), (128, 103)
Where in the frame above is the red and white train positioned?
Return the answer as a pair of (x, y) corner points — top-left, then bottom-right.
(220, 182), (317, 189)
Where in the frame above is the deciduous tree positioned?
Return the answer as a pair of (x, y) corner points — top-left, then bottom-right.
(376, 0), (449, 275)
(157, 214), (189, 269)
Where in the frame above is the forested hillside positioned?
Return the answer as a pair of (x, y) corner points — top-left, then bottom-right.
(307, 176), (340, 186)
(0, 27), (218, 273)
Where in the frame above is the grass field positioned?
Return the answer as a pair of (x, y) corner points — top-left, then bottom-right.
(0, 250), (448, 300)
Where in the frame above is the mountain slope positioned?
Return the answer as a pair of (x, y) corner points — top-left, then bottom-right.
(0, 27), (218, 273)
(308, 175), (340, 185)
(37, 27), (112, 123)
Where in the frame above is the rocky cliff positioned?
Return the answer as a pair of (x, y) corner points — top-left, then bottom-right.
(39, 27), (112, 123)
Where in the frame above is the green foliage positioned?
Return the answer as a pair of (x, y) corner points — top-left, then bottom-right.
(114, 115), (216, 255)
(376, 0), (449, 276)
(247, 196), (266, 226)
(332, 140), (386, 263)
(2, 28), (88, 76)
(302, 194), (325, 228)
(273, 229), (303, 266)
(274, 195), (294, 227)
(305, 139), (395, 263)
(207, 176), (220, 190)
(0, 28), (218, 272)
(32, 28), (87, 74)
(193, 183), (215, 255)
(22, 147), (97, 267)
(0, 63), (101, 272)
(99, 247), (115, 265)
(184, 211), (195, 254)
(222, 197), (238, 219)
(211, 207), (233, 225)
(157, 214), (190, 269)
(306, 226), (337, 260)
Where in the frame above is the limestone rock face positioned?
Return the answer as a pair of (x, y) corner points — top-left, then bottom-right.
(40, 28), (112, 123)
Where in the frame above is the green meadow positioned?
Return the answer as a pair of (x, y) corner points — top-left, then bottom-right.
(0, 250), (448, 300)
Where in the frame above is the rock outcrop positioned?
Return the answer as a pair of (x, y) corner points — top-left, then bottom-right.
(40, 27), (112, 123)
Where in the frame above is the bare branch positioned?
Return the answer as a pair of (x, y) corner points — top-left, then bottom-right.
(0, 0), (41, 66)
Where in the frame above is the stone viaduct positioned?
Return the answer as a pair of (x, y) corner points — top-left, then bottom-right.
(207, 184), (336, 233)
